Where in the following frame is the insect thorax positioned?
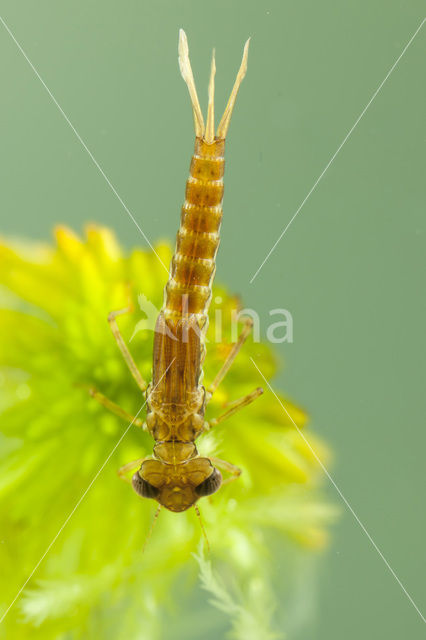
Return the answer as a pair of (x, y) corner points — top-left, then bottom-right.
(145, 387), (206, 443)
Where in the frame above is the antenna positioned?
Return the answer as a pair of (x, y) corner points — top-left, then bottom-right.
(194, 504), (210, 553)
(142, 504), (162, 553)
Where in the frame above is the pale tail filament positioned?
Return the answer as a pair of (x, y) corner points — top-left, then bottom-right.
(205, 49), (216, 144)
(178, 28), (250, 141)
(178, 29), (204, 137)
(217, 37), (250, 139)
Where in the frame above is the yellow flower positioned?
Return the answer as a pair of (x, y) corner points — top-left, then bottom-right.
(0, 225), (336, 639)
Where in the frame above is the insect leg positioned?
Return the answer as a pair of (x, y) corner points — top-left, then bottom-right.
(207, 317), (253, 396)
(117, 457), (150, 484)
(208, 456), (241, 486)
(205, 386), (263, 430)
(88, 387), (145, 429)
(108, 303), (147, 392)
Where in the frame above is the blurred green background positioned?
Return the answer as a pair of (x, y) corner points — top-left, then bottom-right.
(0, 1), (424, 638)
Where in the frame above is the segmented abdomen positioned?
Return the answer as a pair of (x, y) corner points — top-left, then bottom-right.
(163, 137), (225, 329)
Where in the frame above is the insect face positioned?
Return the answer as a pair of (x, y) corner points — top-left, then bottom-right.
(132, 458), (222, 512)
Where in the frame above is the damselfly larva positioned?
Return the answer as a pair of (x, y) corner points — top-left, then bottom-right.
(91, 30), (262, 518)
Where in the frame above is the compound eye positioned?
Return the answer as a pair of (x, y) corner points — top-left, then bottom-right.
(195, 468), (222, 497)
(132, 472), (160, 500)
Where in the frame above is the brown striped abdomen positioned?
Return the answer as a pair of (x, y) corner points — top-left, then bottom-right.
(164, 137), (225, 324)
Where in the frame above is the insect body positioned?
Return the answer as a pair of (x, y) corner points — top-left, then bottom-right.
(91, 30), (262, 517)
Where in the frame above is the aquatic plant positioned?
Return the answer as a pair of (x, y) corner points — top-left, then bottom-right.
(0, 225), (335, 639)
